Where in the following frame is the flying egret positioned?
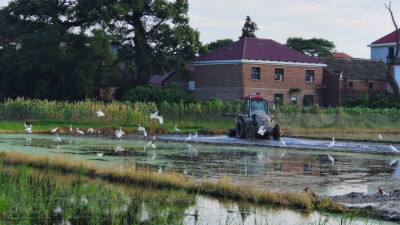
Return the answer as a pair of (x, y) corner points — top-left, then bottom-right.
(390, 145), (398, 152)
(327, 154), (334, 165)
(258, 126), (266, 136)
(328, 138), (335, 148)
(76, 128), (84, 135)
(87, 128), (94, 133)
(96, 152), (104, 157)
(174, 125), (181, 132)
(115, 130), (122, 138)
(193, 132), (198, 139)
(389, 158), (398, 166)
(55, 133), (61, 143)
(185, 133), (192, 142)
(150, 111), (159, 119)
(51, 127), (58, 133)
(281, 139), (286, 147)
(25, 124), (32, 134)
(96, 111), (105, 118)
(153, 115), (163, 124)
(147, 141), (153, 146)
(378, 134), (383, 140)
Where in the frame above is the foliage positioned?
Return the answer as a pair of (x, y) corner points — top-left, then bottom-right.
(239, 15), (258, 39)
(286, 37), (335, 57)
(200, 39), (234, 55)
(343, 93), (400, 108)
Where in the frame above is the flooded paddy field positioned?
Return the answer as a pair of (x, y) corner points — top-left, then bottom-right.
(1, 133), (400, 223)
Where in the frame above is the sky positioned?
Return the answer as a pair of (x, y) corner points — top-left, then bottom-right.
(0, 0), (399, 58)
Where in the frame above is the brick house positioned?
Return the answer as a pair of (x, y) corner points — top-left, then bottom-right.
(149, 65), (195, 91)
(318, 57), (388, 106)
(190, 38), (326, 107)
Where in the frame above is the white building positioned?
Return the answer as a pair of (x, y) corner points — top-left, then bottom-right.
(368, 29), (400, 91)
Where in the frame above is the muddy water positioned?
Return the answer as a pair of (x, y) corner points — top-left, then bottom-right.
(1, 134), (399, 198)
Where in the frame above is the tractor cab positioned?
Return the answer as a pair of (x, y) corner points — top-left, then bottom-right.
(243, 94), (269, 116)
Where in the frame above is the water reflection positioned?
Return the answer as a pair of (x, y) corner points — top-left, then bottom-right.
(0, 134), (398, 196)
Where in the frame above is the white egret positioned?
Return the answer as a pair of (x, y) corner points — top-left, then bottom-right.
(143, 130), (147, 137)
(174, 125), (180, 132)
(281, 139), (286, 147)
(96, 152), (104, 157)
(258, 126), (266, 136)
(69, 125), (73, 133)
(76, 128), (84, 135)
(115, 130), (122, 138)
(150, 111), (159, 119)
(96, 111), (105, 118)
(25, 124), (32, 134)
(153, 115), (163, 124)
(147, 141), (153, 146)
(158, 167), (162, 174)
(378, 134), (383, 140)
(55, 133), (61, 143)
(389, 158), (398, 166)
(185, 133), (192, 142)
(51, 127), (58, 133)
(280, 150), (285, 159)
(114, 146), (124, 152)
(138, 124), (145, 132)
(327, 154), (334, 165)
(390, 145), (398, 152)
(24, 122), (28, 128)
(328, 138), (335, 148)
(379, 187), (390, 196)
(87, 128), (94, 133)
(193, 132), (198, 139)
(119, 127), (125, 135)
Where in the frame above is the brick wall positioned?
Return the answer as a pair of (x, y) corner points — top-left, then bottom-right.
(193, 64), (243, 101)
(322, 69), (388, 106)
(241, 64), (323, 106)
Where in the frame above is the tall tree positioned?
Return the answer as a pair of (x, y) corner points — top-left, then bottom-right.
(286, 37), (335, 57)
(108, 0), (202, 86)
(239, 15), (258, 39)
(385, 1), (400, 102)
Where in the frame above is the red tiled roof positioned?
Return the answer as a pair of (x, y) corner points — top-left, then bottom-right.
(371, 29), (400, 44)
(332, 52), (352, 59)
(193, 38), (321, 64)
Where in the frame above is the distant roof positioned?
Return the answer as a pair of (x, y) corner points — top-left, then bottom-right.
(149, 65), (195, 85)
(371, 29), (400, 44)
(317, 57), (388, 81)
(332, 52), (352, 59)
(193, 38), (322, 64)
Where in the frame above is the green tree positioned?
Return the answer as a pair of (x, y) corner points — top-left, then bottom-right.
(200, 39), (233, 55)
(108, 0), (202, 86)
(286, 37), (335, 57)
(239, 15), (258, 39)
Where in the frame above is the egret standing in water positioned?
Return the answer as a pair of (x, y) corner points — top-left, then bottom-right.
(185, 133), (192, 142)
(281, 139), (286, 147)
(327, 154), (334, 165)
(193, 132), (198, 139)
(55, 133), (61, 143)
(378, 134), (383, 140)
(76, 128), (84, 135)
(174, 125), (180, 132)
(328, 138), (335, 148)
(390, 145), (398, 153)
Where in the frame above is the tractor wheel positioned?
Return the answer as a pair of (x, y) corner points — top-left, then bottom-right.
(236, 118), (246, 138)
(272, 124), (281, 140)
(245, 121), (255, 140)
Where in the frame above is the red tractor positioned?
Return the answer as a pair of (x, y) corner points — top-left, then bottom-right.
(229, 93), (281, 140)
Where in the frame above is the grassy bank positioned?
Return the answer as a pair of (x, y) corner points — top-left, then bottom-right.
(0, 151), (386, 222)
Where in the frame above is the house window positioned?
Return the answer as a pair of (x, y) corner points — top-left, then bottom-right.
(389, 47), (395, 59)
(188, 81), (195, 90)
(251, 67), (260, 80)
(291, 96), (297, 105)
(304, 95), (315, 106)
(275, 68), (284, 81)
(369, 82), (373, 89)
(349, 82), (353, 88)
(274, 94), (284, 106)
(306, 70), (314, 83)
